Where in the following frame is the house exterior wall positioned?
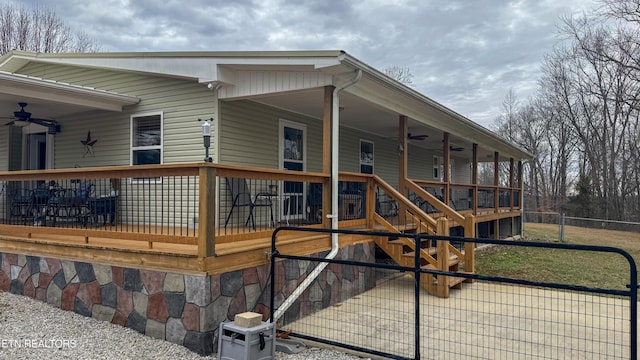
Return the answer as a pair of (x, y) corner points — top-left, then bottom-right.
(219, 100), (322, 171)
(0, 242), (376, 355)
(16, 63), (218, 168)
(0, 127), (7, 171)
(12, 63), (217, 226)
(219, 100), (450, 188)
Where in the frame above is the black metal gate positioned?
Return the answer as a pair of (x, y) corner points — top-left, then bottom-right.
(270, 227), (638, 360)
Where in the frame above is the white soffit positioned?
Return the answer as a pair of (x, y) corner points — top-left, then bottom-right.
(0, 71), (139, 111)
(0, 51), (344, 83)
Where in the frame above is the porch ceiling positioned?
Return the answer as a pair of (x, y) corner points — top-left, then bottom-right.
(0, 72), (140, 122)
(252, 88), (511, 162)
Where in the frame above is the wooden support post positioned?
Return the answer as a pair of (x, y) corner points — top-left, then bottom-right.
(322, 85), (334, 228)
(398, 115), (408, 221)
(509, 157), (515, 210)
(472, 143), (478, 214)
(443, 133), (450, 207)
(198, 165), (216, 260)
(494, 151), (499, 214)
(518, 160), (523, 209)
(436, 217), (450, 298)
(463, 215), (475, 281)
(517, 160), (523, 189)
(366, 177), (375, 229)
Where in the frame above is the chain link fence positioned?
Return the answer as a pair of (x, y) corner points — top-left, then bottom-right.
(524, 211), (640, 241)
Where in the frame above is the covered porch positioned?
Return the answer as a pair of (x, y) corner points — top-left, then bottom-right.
(0, 160), (522, 278)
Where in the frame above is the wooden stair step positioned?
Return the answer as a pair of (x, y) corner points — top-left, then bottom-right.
(401, 248), (437, 258)
(422, 258), (460, 270)
(425, 271), (472, 288)
(388, 239), (433, 249)
(396, 224), (418, 233)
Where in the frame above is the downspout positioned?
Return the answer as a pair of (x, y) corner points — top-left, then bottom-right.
(273, 69), (362, 322)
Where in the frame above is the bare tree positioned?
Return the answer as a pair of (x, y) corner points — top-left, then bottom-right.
(384, 65), (414, 86)
(0, 4), (99, 54)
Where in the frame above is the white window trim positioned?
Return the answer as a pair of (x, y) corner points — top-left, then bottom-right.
(130, 111), (163, 184)
(278, 119), (307, 171)
(433, 155), (439, 180)
(359, 139), (374, 174)
(278, 119), (307, 221)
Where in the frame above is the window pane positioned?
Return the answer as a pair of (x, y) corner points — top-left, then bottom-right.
(284, 127), (303, 161)
(133, 115), (161, 147)
(361, 165), (373, 174)
(133, 149), (160, 165)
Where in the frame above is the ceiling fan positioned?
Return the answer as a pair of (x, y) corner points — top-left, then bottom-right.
(407, 133), (428, 140)
(3, 102), (60, 133)
(426, 144), (465, 152)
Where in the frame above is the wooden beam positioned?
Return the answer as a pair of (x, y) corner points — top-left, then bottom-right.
(366, 178), (375, 229)
(323, 86), (335, 228)
(518, 160), (523, 210)
(494, 152), (499, 214)
(463, 215), (475, 279)
(443, 132), (450, 206)
(398, 115), (408, 189)
(472, 143), (478, 214)
(436, 217), (450, 298)
(472, 144), (478, 185)
(0, 238), (201, 273)
(509, 158), (515, 210)
(398, 115), (408, 219)
(198, 165), (216, 258)
(518, 160), (523, 189)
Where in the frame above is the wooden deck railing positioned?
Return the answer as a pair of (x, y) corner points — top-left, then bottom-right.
(411, 179), (521, 216)
(0, 164), (520, 264)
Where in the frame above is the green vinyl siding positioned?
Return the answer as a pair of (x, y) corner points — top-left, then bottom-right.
(0, 127), (7, 171)
(219, 100), (322, 172)
(15, 63), (216, 227)
(16, 63), (217, 167)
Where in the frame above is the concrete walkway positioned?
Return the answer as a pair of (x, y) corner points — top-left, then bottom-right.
(284, 273), (632, 359)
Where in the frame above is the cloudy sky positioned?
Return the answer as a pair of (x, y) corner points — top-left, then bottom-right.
(9, 0), (599, 128)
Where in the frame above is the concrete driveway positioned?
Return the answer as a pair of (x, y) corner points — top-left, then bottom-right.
(284, 273), (632, 359)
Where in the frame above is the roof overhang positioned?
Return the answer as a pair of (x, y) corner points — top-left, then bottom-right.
(0, 50), (346, 84)
(0, 71), (140, 113)
(0, 50), (531, 160)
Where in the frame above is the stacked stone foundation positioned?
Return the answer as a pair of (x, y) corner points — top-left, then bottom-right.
(0, 242), (376, 355)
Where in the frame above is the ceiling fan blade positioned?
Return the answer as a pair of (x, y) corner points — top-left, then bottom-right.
(30, 117), (58, 126)
(407, 133), (428, 140)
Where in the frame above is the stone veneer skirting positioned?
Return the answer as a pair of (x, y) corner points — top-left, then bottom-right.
(0, 242), (376, 355)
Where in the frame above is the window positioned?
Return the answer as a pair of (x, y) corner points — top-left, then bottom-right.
(433, 156), (439, 180)
(360, 140), (374, 174)
(131, 113), (162, 166)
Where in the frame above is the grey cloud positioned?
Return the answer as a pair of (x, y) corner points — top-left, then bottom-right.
(5, 0), (598, 127)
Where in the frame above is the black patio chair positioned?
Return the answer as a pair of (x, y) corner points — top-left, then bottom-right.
(73, 182), (95, 226)
(9, 188), (33, 225)
(48, 187), (90, 226)
(224, 178), (274, 230)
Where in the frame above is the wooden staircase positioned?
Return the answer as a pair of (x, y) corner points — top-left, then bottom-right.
(372, 176), (475, 298)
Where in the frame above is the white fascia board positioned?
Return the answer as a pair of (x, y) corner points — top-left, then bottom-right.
(22, 56), (345, 84)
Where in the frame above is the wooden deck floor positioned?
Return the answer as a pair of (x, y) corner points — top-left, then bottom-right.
(0, 210), (519, 274)
(0, 222), (375, 274)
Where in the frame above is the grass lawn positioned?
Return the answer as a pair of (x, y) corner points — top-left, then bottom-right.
(475, 223), (640, 291)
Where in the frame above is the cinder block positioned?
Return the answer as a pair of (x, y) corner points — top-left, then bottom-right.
(234, 312), (262, 328)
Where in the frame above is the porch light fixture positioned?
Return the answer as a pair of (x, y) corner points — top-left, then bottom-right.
(199, 117), (213, 162)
